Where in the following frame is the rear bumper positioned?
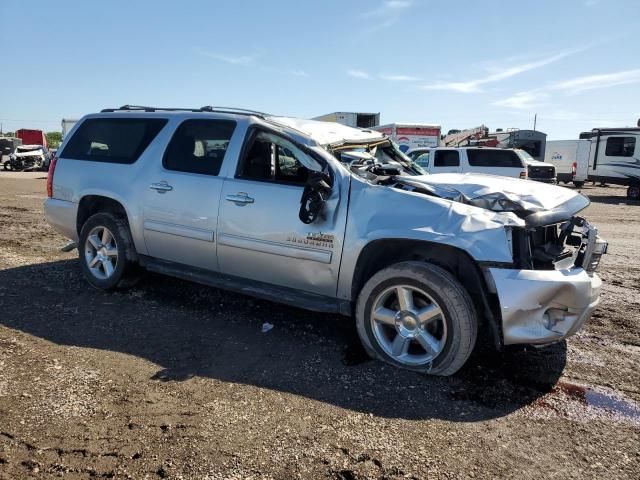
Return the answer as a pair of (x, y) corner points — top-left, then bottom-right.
(44, 198), (79, 242)
(486, 267), (601, 345)
(529, 176), (557, 184)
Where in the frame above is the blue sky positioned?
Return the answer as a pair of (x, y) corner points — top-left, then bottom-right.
(1, 0), (639, 139)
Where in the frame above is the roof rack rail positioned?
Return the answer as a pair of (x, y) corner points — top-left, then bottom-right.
(198, 106), (270, 117)
(100, 105), (202, 113)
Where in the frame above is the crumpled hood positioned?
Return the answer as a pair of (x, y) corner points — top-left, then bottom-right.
(15, 149), (43, 157)
(394, 173), (590, 227)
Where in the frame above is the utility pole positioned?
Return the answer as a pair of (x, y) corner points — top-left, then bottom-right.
(533, 114), (537, 131)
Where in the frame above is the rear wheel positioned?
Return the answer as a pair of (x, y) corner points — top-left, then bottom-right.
(78, 212), (138, 290)
(628, 185), (640, 200)
(356, 261), (477, 376)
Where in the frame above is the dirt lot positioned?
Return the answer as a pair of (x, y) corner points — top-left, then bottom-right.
(0, 171), (638, 479)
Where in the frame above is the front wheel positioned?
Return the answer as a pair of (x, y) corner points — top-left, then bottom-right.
(355, 261), (477, 376)
(78, 212), (138, 290)
(627, 185), (640, 200)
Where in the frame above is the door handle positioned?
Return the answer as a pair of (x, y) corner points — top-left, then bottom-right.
(225, 192), (254, 204)
(150, 181), (173, 193)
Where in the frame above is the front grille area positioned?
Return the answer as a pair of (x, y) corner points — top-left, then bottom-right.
(513, 217), (606, 273)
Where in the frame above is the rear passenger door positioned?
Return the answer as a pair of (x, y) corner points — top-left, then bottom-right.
(142, 119), (236, 271)
(466, 149), (526, 178)
(430, 150), (461, 173)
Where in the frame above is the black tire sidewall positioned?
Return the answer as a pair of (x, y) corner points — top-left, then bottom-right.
(356, 262), (476, 375)
(361, 275), (460, 373)
(78, 213), (131, 290)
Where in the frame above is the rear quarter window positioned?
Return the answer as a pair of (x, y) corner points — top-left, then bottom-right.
(60, 118), (168, 164)
(467, 149), (524, 168)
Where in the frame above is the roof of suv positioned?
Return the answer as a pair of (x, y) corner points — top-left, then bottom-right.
(91, 106), (385, 148)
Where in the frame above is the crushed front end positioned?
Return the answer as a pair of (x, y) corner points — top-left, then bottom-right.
(485, 216), (607, 345)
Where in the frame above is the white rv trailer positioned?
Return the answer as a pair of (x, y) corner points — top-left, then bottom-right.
(544, 139), (590, 187)
(580, 127), (640, 199)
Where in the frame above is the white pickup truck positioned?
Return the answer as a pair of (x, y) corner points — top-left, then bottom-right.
(408, 147), (557, 183)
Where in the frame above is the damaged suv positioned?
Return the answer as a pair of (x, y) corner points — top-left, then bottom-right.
(44, 106), (607, 375)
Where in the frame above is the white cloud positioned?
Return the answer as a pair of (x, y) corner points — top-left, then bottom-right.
(289, 69), (309, 77)
(493, 90), (549, 109)
(379, 74), (421, 81)
(347, 69), (372, 79)
(422, 49), (581, 93)
(496, 68), (640, 110)
(197, 49), (255, 66)
(549, 68), (640, 94)
(364, 0), (413, 17)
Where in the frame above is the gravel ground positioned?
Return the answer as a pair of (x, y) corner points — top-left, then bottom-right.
(0, 172), (638, 479)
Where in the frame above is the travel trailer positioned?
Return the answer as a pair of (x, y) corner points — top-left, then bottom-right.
(580, 127), (640, 199)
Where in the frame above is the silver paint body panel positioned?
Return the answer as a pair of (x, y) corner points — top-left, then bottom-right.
(44, 111), (604, 346)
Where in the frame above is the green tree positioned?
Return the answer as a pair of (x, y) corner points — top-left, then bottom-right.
(46, 131), (63, 148)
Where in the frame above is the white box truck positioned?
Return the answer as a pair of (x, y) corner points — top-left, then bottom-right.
(61, 118), (80, 139)
(313, 112), (380, 129)
(373, 123), (441, 153)
(544, 139), (590, 187)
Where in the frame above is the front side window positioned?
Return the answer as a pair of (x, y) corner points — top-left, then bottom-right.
(164, 119), (236, 175)
(605, 136), (636, 157)
(239, 131), (320, 185)
(61, 118), (168, 164)
(433, 150), (459, 167)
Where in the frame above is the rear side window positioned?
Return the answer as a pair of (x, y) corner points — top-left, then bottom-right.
(467, 149), (524, 168)
(164, 120), (236, 176)
(61, 118), (167, 164)
(605, 137), (636, 157)
(433, 150), (459, 167)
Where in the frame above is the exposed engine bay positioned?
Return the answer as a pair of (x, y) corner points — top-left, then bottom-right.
(330, 139), (606, 273)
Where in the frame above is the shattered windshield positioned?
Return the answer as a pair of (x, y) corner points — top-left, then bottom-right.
(333, 140), (426, 178)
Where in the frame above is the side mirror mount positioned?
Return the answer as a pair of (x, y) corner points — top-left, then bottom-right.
(299, 171), (332, 224)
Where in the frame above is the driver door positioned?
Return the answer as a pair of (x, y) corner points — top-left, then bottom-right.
(217, 129), (347, 297)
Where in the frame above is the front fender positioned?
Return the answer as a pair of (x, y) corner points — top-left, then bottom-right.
(337, 176), (519, 300)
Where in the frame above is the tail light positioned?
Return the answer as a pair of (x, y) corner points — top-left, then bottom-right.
(519, 171), (527, 179)
(572, 162), (577, 178)
(47, 154), (57, 198)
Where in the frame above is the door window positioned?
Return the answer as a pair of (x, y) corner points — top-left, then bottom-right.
(238, 131), (320, 185)
(415, 152), (430, 168)
(164, 119), (236, 175)
(605, 136), (636, 157)
(433, 150), (460, 167)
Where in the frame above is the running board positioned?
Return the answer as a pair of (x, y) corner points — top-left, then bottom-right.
(138, 255), (351, 316)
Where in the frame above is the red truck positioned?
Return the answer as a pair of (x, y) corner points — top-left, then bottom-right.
(15, 129), (48, 148)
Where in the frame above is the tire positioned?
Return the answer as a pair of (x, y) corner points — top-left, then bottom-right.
(628, 185), (640, 200)
(573, 181), (584, 188)
(78, 212), (138, 290)
(355, 261), (477, 376)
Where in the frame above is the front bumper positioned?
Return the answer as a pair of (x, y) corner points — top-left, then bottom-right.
(487, 267), (601, 345)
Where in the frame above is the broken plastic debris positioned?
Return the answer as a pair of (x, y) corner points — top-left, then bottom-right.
(261, 322), (274, 333)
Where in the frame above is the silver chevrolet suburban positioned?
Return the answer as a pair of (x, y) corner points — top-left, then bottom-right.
(44, 106), (607, 375)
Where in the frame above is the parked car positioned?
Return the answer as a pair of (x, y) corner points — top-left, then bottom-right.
(45, 106), (607, 376)
(5, 144), (51, 171)
(409, 146), (528, 179)
(0, 137), (23, 159)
